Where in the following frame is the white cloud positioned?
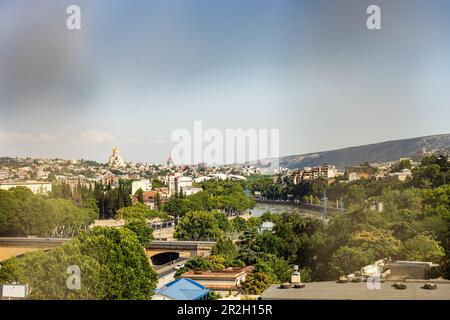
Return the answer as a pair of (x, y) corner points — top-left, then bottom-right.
(0, 131), (56, 143)
(75, 130), (116, 144)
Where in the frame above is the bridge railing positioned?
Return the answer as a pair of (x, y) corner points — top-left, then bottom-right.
(147, 240), (215, 250)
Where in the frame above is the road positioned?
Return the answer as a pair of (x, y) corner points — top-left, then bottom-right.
(157, 270), (176, 288)
(155, 263), (179, 277)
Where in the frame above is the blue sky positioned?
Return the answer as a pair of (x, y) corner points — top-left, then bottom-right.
(0, 0), (449, 164)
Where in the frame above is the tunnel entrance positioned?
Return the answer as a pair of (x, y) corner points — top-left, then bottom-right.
(151, 252), (180, 266)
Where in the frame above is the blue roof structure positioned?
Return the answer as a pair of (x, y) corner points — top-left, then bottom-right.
(154, 278), (210, 300)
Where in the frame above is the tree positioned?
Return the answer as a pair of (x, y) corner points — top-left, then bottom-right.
(207, 290), (221, 300)
(232, 216), (247, 233)
(244, 271), (273, 294)
(211, 236), (238, 259)
(174, 211), (223, 240)
(347, 229), (402, 260)
(344, 184), (366, 207)
(0, 190), (18, 235)
(116, 202), (149, 221)
(412, 155), (449, 188)
(135, 188), (144, 204)
(76, 227), (158, 300)
(329, 246), (373, 277)
(253, 253), (291, 283)
(0, 188), (97, 237)
(0, 227), (158, 299)
(154, 192), (161, 210)
(124, 219), (154, 247)
(5, 240), (104, 299)
(213, 211), (233, 234)
(422, 184), (450, 219)
(237, 227), (261, 265)
(402, 234), (445, 263)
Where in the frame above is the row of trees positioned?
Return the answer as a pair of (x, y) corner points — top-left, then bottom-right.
(0, 187), (97, 237)
(51, 180), (133, 219)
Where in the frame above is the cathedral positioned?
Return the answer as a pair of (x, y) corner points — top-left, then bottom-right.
(108, 146), (126, 169)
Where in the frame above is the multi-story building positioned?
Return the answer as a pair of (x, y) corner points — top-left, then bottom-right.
(312, 164), (338, 180)
(388, 168), (412, 182)
(346, 165), (375, 181)
(175, 176), (193, 194)
(131, 179), (152, 195)
(293, 164), (339, 184)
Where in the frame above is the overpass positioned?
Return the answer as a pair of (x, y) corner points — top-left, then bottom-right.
(145, 240), (215, 266)
(0, 237), (69, 262)
(0, 237), (215, 265)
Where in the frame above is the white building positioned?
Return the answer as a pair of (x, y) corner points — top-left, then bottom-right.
(108, 146), (126, 170)
(175, 176), (193, 194)
(0, 181), (52, 194)
(193, 174), (246, 183)
(181, 187), (202, 197)
(131, 179), (152, 195)
(388, 168), (412, 182)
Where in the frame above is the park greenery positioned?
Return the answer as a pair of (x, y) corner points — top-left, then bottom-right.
(0, 226), (158, 299)
(116, 202), (168, 221)
(0, 187), (97, 237)
(164, 180), (255, 217)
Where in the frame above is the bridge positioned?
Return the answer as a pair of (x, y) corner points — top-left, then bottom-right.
(0, 237), (68, 262)
(145, 240), (215, 266)
(0, 237), (215, 266)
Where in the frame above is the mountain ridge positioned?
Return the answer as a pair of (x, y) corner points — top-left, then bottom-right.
(264, 133), (450, 169)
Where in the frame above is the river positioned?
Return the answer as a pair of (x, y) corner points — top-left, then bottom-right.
(250, 201), (326, 218)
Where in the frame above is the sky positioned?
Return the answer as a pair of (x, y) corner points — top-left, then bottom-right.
(0, 0), (449, 164)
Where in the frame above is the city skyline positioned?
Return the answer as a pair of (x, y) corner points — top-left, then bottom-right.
(1, 0), (450, 163)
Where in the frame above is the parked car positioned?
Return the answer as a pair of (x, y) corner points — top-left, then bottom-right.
(175, 263), (185, 270)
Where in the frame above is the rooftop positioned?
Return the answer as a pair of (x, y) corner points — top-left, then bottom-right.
(181, 266), (253, 280)
(260, 280), (450, 300)
(154, 278), (209, 300)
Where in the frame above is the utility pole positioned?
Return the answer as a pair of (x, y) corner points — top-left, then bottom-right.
(322, 187), (328, 215)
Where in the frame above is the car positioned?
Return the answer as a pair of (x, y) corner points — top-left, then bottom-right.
(175, 263), (185, 270)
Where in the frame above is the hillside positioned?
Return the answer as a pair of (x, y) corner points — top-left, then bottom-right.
(276, 133), (450, 169)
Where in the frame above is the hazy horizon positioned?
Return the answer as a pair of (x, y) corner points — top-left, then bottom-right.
(1, 132), (448, 165)
(1, 0), (450, 163)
